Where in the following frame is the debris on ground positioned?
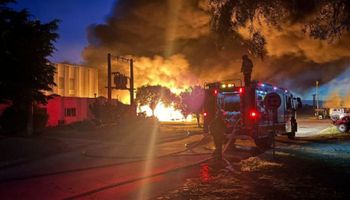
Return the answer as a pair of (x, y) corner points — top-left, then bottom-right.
(155, 150), (350, 200)
(239, 156), (283, 172)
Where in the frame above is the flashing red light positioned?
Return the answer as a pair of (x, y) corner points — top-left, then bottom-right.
(249, 111), (257, 119)
(239, 87), (244, 93)
(203, 112), (208, 117)
(214, 89), (218, 95)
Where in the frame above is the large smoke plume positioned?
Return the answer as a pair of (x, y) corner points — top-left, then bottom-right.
(82, 0), (350, 103)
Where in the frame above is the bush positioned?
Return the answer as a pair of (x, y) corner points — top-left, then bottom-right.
(0, 106), (27, 134)
(89, 100), (129, 124)
(0, 105), (48, 135)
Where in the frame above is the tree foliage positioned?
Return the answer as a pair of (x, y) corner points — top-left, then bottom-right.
(0, 0), (59, 105)
(177, 86), (205, 127)
(136, 85), (176, 116)
(210, 0), (350, 57)
(0, 104), (48, 134)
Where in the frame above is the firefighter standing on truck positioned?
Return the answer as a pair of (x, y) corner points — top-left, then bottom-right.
(209, 110), (226, 161)
(241, 55), (253, 86)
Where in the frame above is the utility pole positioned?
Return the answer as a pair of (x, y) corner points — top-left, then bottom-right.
(107, 53), (112, 102)
(316, 81), (319, 109)
(114, 56), (134, 107)
(130, 58), (134, 107)
(312, 94), (316, 109)
(107, 53), (135, 114)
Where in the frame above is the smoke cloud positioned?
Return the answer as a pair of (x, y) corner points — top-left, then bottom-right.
(323, 90), (350, 108)
(82, 0), (350, 101)
(322, 68), (350, 107)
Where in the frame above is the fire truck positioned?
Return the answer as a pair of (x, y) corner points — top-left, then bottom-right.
(203, 80), (302, 150)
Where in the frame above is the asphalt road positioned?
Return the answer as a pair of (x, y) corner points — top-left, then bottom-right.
(0, 118), (345, 200)
(0, 133), (259, 200)
(0, 155), (210, 200)
(296, 117), (332, 137)
(0, 132), (213, 200)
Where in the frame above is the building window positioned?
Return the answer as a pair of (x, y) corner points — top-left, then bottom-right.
(65, 108), (76, 117)
(69, 78), (75, 90)
(59, 77), (64, 89)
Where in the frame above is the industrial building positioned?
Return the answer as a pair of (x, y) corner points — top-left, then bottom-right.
(43, 63), (100, 126)
(49, 63), (98, 98)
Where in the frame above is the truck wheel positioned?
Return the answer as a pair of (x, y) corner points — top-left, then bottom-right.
(337, 124), (348, 133)
(254, 135), (273, 151)
(318, 115), (323, 120)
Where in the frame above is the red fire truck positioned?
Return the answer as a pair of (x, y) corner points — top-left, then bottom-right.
(203, 80), (302, 150)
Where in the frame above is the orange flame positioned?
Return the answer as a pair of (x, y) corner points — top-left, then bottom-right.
(324, 90), (350, 108)
(139, 102), (192, 122)
(112, 54), (200, 103)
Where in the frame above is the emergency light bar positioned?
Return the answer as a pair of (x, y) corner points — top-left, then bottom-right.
(221, 83), (235, 88)
(205, 80), (242, 89)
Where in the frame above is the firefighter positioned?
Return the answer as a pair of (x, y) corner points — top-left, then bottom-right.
(209, 109), (226, 161)
(241, 55), (253, 86)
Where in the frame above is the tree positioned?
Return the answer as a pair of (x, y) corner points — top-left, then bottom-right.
(136, 85), (175, 116)
(178, 86), (205, 127)
(89, 97), (130, 124)
(0, 0), (59, 134)
(209, 0), (350, 57)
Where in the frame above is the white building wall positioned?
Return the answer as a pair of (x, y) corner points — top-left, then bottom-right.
(49, 63), (98, 98)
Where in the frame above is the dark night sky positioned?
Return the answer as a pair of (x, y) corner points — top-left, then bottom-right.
(11, 0), (117, 64)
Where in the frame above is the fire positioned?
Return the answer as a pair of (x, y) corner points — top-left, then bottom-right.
(324, 90), (350, 108)
(324, 91), (343, 108)
(139, 102), (192, 122)
(107, 54), (200, 102)
(106, 55), (201, 121)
